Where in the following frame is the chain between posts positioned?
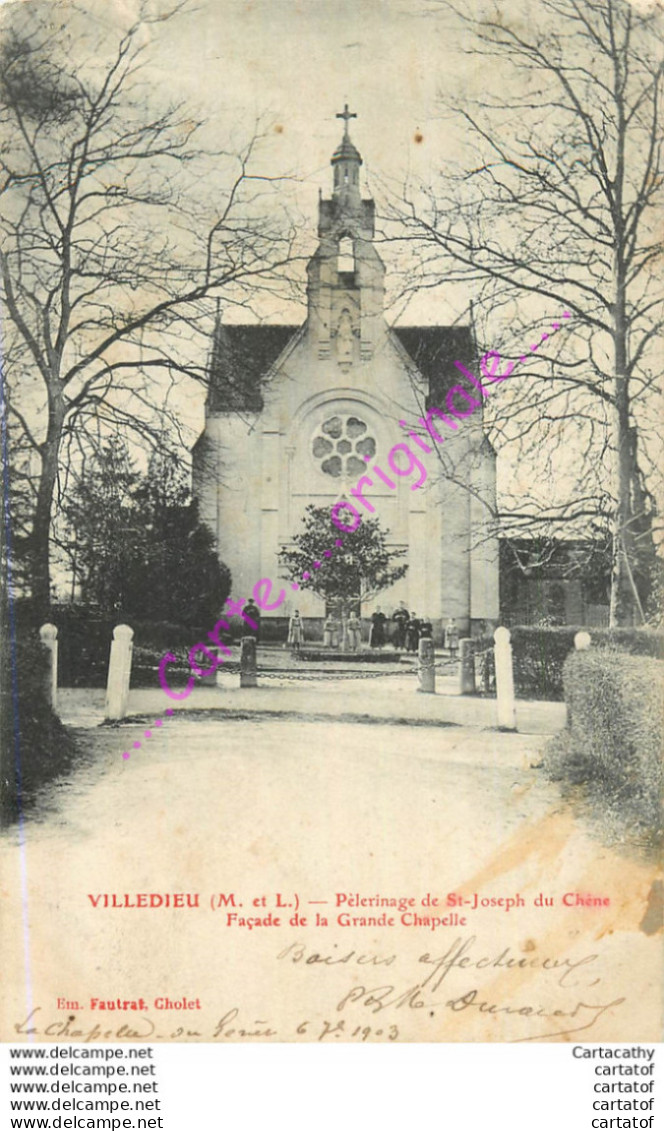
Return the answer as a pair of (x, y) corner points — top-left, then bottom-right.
(213, 658), (458, 682)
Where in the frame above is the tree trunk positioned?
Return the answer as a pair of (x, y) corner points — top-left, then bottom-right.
(609, 421), (637, 627)
(30, 408), (63, 616)
(609, 255), (638, 627)
(609, 97), (639, 630)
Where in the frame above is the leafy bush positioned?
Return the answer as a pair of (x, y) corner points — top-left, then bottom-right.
(279, 505), (408, 610)
(0, 626), (78, 824)
(510, 626), (579, 699)
(545, 650), (663, 845)
(49, 609), (231, 687)
(49, 607), (113, 687)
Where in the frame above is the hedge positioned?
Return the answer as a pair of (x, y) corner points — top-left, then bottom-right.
(469, 625), (664, 701)
(42, 609), (229, 688)
(0, 626), (79, 824)
(15, 603), (664, 696)
(546, 649), (663, 843)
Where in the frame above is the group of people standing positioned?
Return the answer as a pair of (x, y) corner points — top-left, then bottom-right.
(289, 608), (365, 651)
(372, 604), (460, 655)
(243, 600), (461, 656)
(385, 603), (433, 653)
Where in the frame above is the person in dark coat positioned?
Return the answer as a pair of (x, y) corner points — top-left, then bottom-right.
(419, 618), (433, 639)
(370, 607), (387, 649)
(242, 598), (261, 641)
(405, 613), (421, 653)
(392, 602), (409, 649)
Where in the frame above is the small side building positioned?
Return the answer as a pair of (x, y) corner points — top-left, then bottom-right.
(499, 538), (611, 627)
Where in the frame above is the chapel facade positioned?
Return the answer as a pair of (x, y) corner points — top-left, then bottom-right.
(192, 109), (499, 640)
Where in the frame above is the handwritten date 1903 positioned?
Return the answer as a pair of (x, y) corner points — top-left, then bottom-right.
(296, 1018), (399, 1042)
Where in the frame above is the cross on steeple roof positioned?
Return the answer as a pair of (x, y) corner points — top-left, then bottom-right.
(336, 103), (357, 134)
(330, 103), (362, 178)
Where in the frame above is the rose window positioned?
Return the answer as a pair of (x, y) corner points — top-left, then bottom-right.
(312, 415), (376, 478)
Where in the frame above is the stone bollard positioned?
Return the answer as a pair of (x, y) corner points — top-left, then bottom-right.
(458, 638), (476, 695)
(240, 635), (258, 688)
(574, 631), (591, 652)
(39, 623), (58, 712)
(494, 626), (516, 731)
(568, 631), (592, 727)
(215, 647), (227, 689)
(105, 624), (134, 721)
(418, 637), (436, 693)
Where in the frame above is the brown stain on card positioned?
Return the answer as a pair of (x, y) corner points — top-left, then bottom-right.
(639, 879), (664, 935)
(427, 806), (660, 1041)
(457, 807), (656, 933)
(458, 807), (576, 889)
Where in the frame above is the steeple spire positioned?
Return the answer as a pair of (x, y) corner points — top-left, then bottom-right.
(331, 103), (362, 206)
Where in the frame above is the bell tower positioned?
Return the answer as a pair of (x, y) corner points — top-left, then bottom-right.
(307, 106), (386, 367)
(331, 104), (362, 210)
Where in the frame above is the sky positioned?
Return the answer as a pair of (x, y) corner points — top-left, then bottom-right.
(52, 0), (480, 326)
(153, 0), (452, 204)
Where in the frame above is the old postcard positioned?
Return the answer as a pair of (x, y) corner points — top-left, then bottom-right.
(1, 0), (662, 1050)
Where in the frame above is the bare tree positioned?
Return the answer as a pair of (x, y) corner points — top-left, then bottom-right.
(0, 1), (298, 611)
(384, 0), (663, 625)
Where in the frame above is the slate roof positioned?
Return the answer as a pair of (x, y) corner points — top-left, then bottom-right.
(206, 324), (300, 412)
(391, 326), (476, 408)
(331, 134), (363, 164)
(205, 321), (476, 413)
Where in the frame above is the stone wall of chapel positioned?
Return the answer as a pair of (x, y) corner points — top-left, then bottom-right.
(251, 319), (489, 625)
(192, 413), (263, 604)
(193, 351), (497, 630)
